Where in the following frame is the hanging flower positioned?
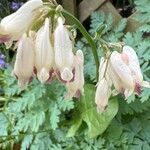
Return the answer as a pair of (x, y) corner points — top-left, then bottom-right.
(122, 45), (150, 94)
(95, 78), (111, 113)
(65, 50), (84, 99)
(54, 17), (74, 82)
(109, 50), (136, 98)
(35, 18), (54, 83)
(0, 0), (43, 47)
(13, 33), (34, 89)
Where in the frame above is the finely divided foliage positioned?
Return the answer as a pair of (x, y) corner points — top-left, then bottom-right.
(0, 0), (150, 150)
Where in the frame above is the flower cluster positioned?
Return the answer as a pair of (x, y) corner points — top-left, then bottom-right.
(0, 0), (84, 99)
(95, 45), (150, 112)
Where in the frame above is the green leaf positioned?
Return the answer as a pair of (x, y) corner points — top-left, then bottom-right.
(68, 84), (118, 138)
(49, 103), (61, 130)
(67, 118), (82, 137)
(21, 135), (33, 150)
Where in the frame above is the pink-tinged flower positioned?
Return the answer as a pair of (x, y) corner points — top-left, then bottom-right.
(65, 50), (84, 99)
(95, 78), (111, 113)
(110, 51), (134, 91)
(0, 0), (43, 46)
(13, 33), (34, 89)
(54, 17), (74, 82)
(35, 18), (54, 83)
(122, 45), (150, 94)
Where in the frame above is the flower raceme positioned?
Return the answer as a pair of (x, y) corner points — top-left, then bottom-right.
(0, 0), (85, 99)
(95, 45), (150, 112)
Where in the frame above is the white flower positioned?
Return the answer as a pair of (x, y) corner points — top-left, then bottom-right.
(54, 17), (74, 82)
(0, 0), (43, 46)
(65, 50), (84, 99)
(110, 51), (134, 92)
(13, 33), (34, 89)
(95, 78), (111, 113)
(122, 45), (150, 94)
(35, 18), (54, 83)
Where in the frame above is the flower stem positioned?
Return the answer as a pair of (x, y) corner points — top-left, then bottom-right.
(62, 9), (99, 81)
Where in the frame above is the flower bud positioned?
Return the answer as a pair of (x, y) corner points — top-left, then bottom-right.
(35, 18), (54, 83)
(0, 0), (43, 45)
(13, 33), (34, 89)
(54, 17), (74, 82)
(65, 50), (84, 99)
(95, 78), (111, 113)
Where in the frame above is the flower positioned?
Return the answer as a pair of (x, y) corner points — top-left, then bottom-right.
(65, 50), (84, 99)
(122, 45), (150, 93)
(13, 33), (34, 89)
(11, 2), (24, 11)
(35, 18), (54, 83)
(0, 53), (6, 69)
(54, 17), (74, 82)
(0, 0), (43, 47)
(95, 78), (111, 113)
(95, 45), (150, 112)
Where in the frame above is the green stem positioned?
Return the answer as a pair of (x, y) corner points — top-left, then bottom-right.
(62, 10), (99, 81)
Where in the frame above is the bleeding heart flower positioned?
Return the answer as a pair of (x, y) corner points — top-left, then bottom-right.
(13, 33), (34, 89)
(122, 45), (150, 95)
(95, 78), (111, 113)
(35, 18), (54, 83)
(54, 17), (74, 82)
(0, 0), (43, 47)
(65, 50), (84, 99)
(110, 51), (134, 91)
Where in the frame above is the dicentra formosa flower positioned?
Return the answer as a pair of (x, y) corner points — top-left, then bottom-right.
(13, 33), (34, 90)
(0, 0), (43, 46)
(35, 18), (54, 83)
(54, 17), (74, 83)
(65, 50), (84, 99)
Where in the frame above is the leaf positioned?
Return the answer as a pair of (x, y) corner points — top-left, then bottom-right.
(57, 97), (74, 111)
(68, 84), (119, 138)
(30, 133), (52, 150)
(49, 103), (61, 130)
(67, 118), (82, 137)
(21, 135), (33, 150)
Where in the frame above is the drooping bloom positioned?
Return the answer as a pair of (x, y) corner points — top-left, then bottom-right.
(65, 50), (84, 99)
(122, 45), (150, 94)
(95, 57), (111, 112)
(54, 17), (74, 82)
(13, 33), (34, 89)
(110, 51), (135, 97)
(95, 78), (111, 113)
(35, 18), (54, 83)
(0, 0), (43, 46)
